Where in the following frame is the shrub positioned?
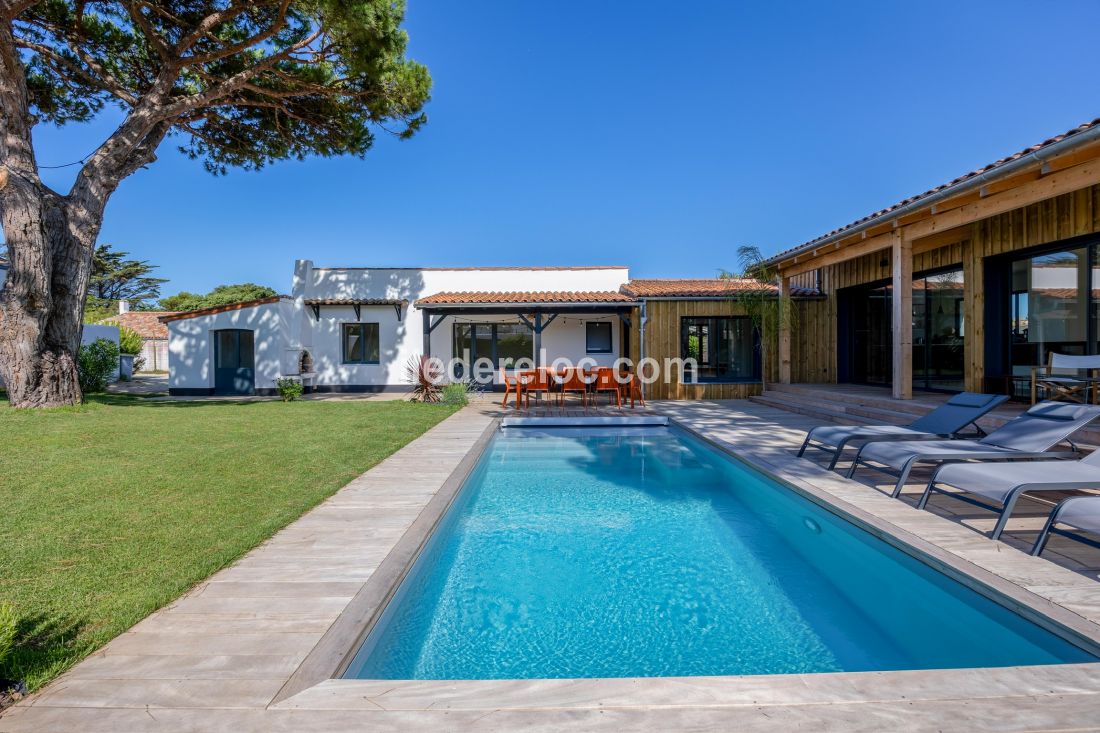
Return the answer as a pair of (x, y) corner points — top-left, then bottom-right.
(77, 338), (119, 394)
(275, 377), (304, 402)
(117, 325), (143, 355)
(405, 355), (444, 403)
(441, 381), (475, 406)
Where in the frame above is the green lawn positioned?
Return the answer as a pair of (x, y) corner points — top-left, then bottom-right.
(0, 395), (458, 690)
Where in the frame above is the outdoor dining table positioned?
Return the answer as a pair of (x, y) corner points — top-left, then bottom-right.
(507, 367), (641, 409)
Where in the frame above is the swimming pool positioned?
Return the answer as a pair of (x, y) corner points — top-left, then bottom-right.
(343, 426), (1095, 680)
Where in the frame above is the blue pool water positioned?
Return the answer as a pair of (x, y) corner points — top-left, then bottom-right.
(344, 427), (1095, 679)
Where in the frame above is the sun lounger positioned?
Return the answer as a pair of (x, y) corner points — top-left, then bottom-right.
(846, 402), (1100, 497)
(919, 449), (1100, 539)
(797, 392), (1009, 469)
(1032, 496), (1100, 556)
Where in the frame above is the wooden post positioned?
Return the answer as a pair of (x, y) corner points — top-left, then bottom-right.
(962, 225), (983, 392)
(777, 275), (792, 384)
(422, 310), (431, 357)
(891, 229), (913, 399)
(533, 311), (542, 366)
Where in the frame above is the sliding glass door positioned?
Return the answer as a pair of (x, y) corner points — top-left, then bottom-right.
(914, 270), (965, 391)
(843, 267), (965, 391)
(848, 283), (893, 386)
(1009, 247), (1090, 375)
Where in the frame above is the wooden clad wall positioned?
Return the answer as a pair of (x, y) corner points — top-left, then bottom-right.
(964, 183), (1100, 390)
(785, 183), (1100, 391)
(639, 300), (766, 400)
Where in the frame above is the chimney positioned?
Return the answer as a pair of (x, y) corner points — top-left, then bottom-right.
(118, 299), (130, 314)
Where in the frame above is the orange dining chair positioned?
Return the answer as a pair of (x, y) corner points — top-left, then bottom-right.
(500, 367), (522, 408)
(593, 366), (621, 408)
(558, 367), (592, 408)
(521, 368), (552, 408)
(619, 369), (645, 408)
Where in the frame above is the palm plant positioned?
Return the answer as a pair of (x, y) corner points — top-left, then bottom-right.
(722, 245), (797, 388)
(405, 355), (445, 403)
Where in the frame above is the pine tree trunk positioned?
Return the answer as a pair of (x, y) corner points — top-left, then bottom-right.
(0, 17), (151, 408)
(0, 178), (99, 408)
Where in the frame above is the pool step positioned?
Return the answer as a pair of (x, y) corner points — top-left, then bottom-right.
(501, 416), (670, 428)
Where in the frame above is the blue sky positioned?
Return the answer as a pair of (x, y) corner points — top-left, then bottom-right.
(30, 0), (1100, 297)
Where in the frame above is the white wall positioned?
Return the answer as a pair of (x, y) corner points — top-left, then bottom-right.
(297, 262), (630, 389)
(166, 262), (632, 393)
(138, 339), (169, 372)
(167, 300), (289, 393)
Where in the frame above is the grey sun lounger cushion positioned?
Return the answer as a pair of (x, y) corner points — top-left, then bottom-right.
(797, 392), (1008, 469)
(1033, 496), (1100, 556)
(849, 402), (1100, 497)
(920, 449), (1100, 539)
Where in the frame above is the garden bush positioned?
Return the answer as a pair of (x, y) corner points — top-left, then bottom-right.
(117, 325), (143, 355)
(77, 338), (119, 394)
(441, 382), (475, 406)
(275, 377), (304, 402)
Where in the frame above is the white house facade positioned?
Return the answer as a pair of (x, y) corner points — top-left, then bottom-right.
(162, 261), (634, 396)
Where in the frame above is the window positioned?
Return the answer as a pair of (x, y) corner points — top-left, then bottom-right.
(680, 316), (759, 382)
(452, 323), (533, 374)
(585, 321), (613, 353)
(215, 330), (254, 369)
(342, 323), (380, 364)
(1010, 247), (1089, 375)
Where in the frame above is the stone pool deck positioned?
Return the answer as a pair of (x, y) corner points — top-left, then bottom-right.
(5, 401), (1100, 732)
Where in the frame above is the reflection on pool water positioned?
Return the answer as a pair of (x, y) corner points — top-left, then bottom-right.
(344, 427), (1095, 680)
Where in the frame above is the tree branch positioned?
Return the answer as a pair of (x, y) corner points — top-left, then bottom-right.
(184, 0), (292, 66)
(124, 2), (172, 63)
(0, 0), (38, 24)
(14, 38), (138, 105)
(160, 26), (323, 118)
(0, 22), (37, 180)
(174, 2), (253, 56)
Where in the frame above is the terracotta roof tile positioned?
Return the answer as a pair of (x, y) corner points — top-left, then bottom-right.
(304, 298), (408, 306)
(159, 296), (287, 322)
(100, 311), (179, 339)
(416, 291), (635, 306)
(622, 279), (820, 298)
(771, 117), (1100, 262)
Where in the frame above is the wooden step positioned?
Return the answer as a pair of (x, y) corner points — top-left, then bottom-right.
(752, 388), (1100, 450)
(763, 383), (933, 416)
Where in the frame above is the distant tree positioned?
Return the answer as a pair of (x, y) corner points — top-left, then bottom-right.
(159, 283), (276, 312)
(84, 243), (167, 319)
(0, 1), (431, 407)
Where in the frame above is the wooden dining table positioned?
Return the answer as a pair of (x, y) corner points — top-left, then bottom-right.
(506, 367), (641, 409)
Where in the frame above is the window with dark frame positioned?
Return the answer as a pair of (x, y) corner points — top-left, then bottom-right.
(451, 323), (534, 377)
(585, 321), (613, 354)
(342, 323), (380, 364)
(680, 316), (759, 382)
